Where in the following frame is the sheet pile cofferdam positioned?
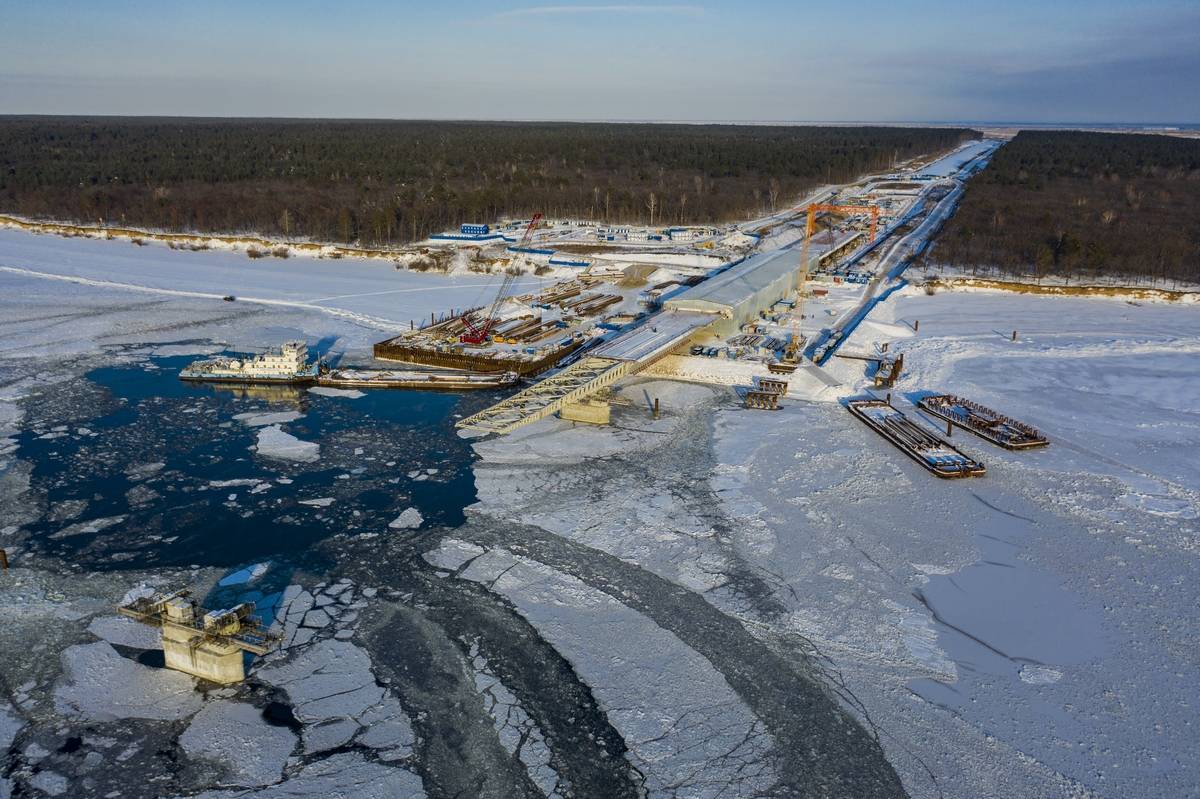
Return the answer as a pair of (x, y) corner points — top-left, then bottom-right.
(372, 334), (583, 377)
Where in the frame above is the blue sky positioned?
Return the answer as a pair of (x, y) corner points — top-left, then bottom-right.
(2, 0), (1197, 122)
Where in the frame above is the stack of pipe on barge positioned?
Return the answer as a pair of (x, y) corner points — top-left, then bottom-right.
(317, 368), (518, 390)
(179, 341), (319, 385)
(917, 394), (1048, 449)
(847, 398), (986, 478)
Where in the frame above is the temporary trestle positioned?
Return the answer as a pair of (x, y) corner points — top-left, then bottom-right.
(744, 390), (781, 410)
(455, 357), (635, 435)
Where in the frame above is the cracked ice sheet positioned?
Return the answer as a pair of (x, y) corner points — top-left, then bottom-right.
(86, 614), (162, 650)
(469, 644), (563, 798)
(469, 380), (746, 598)
(179, 701), (297, 787)
(254, 639), (414, 760)
(176, 752), (424, 799)
(54, 641), (202, 722)
(706, 290), (1200, 798)
(428, 540), (777, 798)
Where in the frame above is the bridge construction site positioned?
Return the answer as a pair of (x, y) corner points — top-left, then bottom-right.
(376, 139), (1040, 481)
(451, 190), (929, 435)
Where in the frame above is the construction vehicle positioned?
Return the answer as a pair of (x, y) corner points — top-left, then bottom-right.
(460, 213), (543, 345)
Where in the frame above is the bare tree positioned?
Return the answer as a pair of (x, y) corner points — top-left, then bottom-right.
(646, 192), (657, 227)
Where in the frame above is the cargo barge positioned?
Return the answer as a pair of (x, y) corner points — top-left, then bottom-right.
(847, 398), (986, 478)
(917, 394), (1048, 450)
(373, 336), (583, 377)
(180, 341), (318, 385)
(317, 368), (518, 391)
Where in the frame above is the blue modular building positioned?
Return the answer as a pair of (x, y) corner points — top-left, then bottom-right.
(461, 223), (491, 235)
(548, 255), (591, 268)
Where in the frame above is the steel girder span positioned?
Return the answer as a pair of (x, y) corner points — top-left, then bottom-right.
(455, 357), (636, 436)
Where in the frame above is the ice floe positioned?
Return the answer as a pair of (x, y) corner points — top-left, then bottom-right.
(234, 410), (304, 427)
(253, 425), (319, 463)
(218, 562), (271, 586)
(308, 386), (365, 399)
(48, 515), (126, 540)
(179, 701), (297, 787)
(55, 642), (201, 722)
(387, 508), (423, 530)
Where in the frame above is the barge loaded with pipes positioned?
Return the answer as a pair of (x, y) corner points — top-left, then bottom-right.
(917, 394), (1049, 449)
(847, 398), (986, 478)
(317, 368), (518, 391)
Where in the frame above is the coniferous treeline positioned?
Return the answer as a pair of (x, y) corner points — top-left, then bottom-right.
(0, 117), (975, 245)
(930, 130), (1200, 284)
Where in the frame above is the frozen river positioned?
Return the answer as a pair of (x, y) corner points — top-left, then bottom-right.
(1, 227), (1197, 798)
(0, 227), (543, 337)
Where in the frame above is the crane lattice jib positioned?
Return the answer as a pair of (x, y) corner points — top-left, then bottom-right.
(461, 213), (544, 344)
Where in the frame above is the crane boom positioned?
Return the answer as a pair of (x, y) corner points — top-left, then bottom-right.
(460, 213), (543, 345)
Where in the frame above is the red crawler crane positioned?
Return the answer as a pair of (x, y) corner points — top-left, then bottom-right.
(460, 213), (543, 345)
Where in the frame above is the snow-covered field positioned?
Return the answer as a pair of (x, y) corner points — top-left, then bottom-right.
(2, 224), (1197, 798)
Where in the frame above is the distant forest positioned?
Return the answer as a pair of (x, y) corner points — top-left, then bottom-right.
(929, 130), (1200, 285)
(0, 118), (975, 246)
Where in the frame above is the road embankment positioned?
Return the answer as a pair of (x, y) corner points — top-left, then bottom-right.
(921, 275), (1199, 303)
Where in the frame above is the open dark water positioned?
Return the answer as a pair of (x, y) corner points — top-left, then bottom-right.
(18, 354), (498, 571)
